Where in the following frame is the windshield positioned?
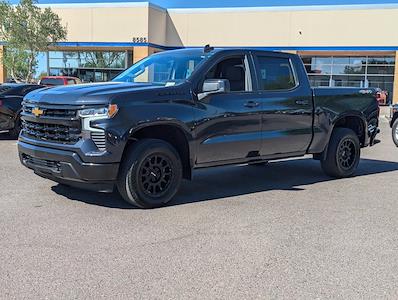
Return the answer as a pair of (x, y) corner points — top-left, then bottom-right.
(112, 51), (210, 86)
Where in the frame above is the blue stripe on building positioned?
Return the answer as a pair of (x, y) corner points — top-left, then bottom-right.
(10, 0), (398, 9)
(55, 42), (398, 52)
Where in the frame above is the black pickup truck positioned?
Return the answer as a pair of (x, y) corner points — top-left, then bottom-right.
(0, 84), (44, 137)
(18, 48), (380, 208)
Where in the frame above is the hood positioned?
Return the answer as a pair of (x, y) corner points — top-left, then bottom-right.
(24, 82), (164, 105)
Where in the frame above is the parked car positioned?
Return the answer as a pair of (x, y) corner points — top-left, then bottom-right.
(18, 48), (380, 208)
(0, 83), (44, 137)
(38, 76), (81, 87)
(389, 104), (398, 146)
(375, 88), (389, 106)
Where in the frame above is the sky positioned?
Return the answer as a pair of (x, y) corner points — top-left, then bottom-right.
(10, 0), (398, 8)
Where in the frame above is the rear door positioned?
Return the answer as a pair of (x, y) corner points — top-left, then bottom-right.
(252, 52), (313, 156)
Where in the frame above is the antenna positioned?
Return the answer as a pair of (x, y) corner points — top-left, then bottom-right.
(204, 44), (214, 53)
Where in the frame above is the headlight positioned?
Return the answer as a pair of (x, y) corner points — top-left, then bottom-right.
(78, 104), (118, 119)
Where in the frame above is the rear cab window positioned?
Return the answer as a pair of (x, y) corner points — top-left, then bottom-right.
(40, 78), (65, 86)
(254, 56), (297, 91)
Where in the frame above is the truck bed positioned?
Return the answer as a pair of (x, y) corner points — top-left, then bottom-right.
(309, 87), (379, 153)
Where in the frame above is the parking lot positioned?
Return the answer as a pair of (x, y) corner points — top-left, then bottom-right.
(1, 110), (398, 299)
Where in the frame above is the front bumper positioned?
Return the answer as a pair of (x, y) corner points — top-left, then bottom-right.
(18, 141), (119, 192)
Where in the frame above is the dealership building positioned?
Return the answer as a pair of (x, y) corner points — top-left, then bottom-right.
(1, 0), (398, 103)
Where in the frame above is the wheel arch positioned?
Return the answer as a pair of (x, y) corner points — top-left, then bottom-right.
(123, 121), (194, 180)
(315, 113), (368, 161)
(332, 113), (368, 146)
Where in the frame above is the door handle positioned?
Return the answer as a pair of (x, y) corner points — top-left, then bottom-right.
(295, 100), (310, 105)
(244, 101), (260, 108)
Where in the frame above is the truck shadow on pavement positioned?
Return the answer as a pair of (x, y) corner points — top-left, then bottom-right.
(51, 157), (398, 209)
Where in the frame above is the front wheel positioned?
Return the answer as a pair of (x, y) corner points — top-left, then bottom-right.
(321, 128), (361, 178)
(392, 119), (398, 147)
(117, 139), (183, 208)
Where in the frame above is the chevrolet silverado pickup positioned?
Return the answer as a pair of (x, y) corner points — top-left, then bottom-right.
(18, 47), (380, 208)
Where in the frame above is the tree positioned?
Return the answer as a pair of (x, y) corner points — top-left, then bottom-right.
(0, 0), (67, 82)
(83, 51), (126, 69)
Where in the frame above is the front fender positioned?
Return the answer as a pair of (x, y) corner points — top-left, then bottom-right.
(127, 119), (193, 140)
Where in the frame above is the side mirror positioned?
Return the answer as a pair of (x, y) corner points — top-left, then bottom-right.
(198, 79), (230, 101)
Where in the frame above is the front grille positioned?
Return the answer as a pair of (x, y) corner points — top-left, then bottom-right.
(23, 105), (77, 119)
(21, 102), (81, 144)
(22, 154), (61, 172)
(22, 120), (81, 143)
(91, 131), (107, 151)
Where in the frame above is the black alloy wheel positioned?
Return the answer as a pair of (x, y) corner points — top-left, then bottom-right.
(321, 128), (360, 178)
(139, 154), (173, 198)
(117, 139), (182, 208)
(337, 139), (357, 170)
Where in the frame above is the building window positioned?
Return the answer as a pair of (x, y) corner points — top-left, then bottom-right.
(47, 50), (128, 83)
(302, 55), (395, 100)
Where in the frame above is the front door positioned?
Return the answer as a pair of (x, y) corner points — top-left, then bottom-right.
(194, 54), (263, 165)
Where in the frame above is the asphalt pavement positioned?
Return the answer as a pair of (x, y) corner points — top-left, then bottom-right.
(1, 110), (398, 299)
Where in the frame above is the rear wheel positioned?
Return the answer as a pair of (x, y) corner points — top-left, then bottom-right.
(117, 139), (182, 208)
(392, 119), (398, 147)
(321, 128), (360, 178)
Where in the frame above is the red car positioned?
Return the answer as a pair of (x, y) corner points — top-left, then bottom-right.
(38, 76), (81, 87)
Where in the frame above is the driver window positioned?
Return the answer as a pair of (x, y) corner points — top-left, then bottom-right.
(205, 56), (248, 92)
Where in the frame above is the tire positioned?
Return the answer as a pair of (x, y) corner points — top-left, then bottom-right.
(8, 115), (21, 139)
(392, 119), (398, 147)
(321, 128), (361, 178)
(117, 139), (183, 208)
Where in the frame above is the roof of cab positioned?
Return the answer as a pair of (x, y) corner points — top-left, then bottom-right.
(154, 47), (294, 57)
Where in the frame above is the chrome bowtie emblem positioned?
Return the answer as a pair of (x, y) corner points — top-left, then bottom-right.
(32, 107), (44, 117)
